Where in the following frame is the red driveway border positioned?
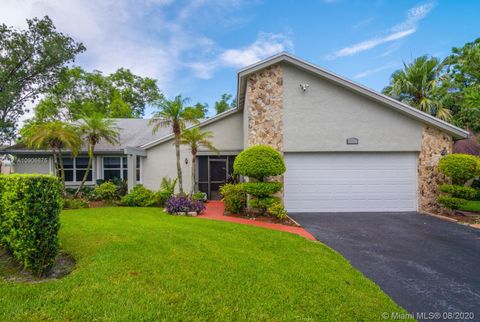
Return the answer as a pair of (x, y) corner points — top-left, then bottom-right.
(197, 201), (316, 241)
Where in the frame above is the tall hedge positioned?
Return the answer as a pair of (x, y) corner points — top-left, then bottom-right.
(0, 174), (63, 276)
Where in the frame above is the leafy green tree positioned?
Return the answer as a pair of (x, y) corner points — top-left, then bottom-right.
(383, 56), (452, 120)
(192, 102), (209, 118)
(21, 121), (82, 190)
(75, 113), (120, 197)
(33, 66), (163, 122)
(443, 38), (480, 131)
(180, 128), (218, 194)
(214, 93), (236, 115)
(0, 16), (85, 144)
(149, 95), (202, 193)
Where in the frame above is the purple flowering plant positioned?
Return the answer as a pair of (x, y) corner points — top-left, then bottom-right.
(165, 195), (205, 214)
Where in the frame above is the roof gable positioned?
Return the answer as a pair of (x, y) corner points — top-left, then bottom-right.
(237, 52), (469, 139)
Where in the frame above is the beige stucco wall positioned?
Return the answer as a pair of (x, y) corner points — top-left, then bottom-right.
(282, 63), (424, 152)
(142, 110), (244, 191)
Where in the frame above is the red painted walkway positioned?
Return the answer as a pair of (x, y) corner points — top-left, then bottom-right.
(198, 201), (316, 241)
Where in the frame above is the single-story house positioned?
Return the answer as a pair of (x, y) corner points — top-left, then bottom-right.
(2, 53), (469, 213)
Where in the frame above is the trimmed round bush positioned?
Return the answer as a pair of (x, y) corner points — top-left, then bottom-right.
(439, 184), (478, 200)
(437, 195), (467, 210)
(94, 182), (118, 201)
(248, 197), (280, 212)
(234, 145), (286, 181)
(438, 154), (480, 185)
(120, 185), (156, 207)
(241, 182), (283, 197)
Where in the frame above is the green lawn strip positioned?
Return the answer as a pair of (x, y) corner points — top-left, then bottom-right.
(0, 207), (411, 321)
(460, 200), (480, 212)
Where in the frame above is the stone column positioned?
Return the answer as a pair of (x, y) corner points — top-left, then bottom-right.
(418, 125), (453, 214)
(245, 64), (285, 200)
(246, 64), (284, 151)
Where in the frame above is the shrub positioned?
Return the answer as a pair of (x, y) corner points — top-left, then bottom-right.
(189, 199), (206, 213)
(63, 198), (89, 209)
(155, 190), (172, 207)
(94, 182), (117, 201)
(241, 182), (283, 197)
(234, 145), (286, 181)
(439, 184), (478, 200)
(437, 195), (467, 210)
(220, 183), (246, 214)
(165, 195), (204, 214)
(248, 197), (280, 212)
(192, 191), (207, 202)
(160, 177), (177, 194)
(268, 203), (287, 220)
(438, 154), (480, 185)
(120, 185), (156, 207)
(0, 174), (62, 276)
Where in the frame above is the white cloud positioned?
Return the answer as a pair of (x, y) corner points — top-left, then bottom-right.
(220, 33), (292, 68)
(187, 32), (293, 79)
(328, 1), (435, 59)
(354, 62), (399, 79)
(0, 0), (251, 94)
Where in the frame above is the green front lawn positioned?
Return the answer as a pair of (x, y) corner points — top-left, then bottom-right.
(0, 208), (409, 321)
(460, 200), (480, 212)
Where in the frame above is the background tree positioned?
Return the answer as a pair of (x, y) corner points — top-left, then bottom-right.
(214, 93), (236, 115)
(21, 121), (82, 190)
(180, 128), (217, 194)
(0, 16), (85, 144)
(442, 38), (480, 132)
(382, 56), (452, 120)
(75, 113), (120, 197)
(192, 102), (209, 118)
(149, 95), (202, 194)
(33, 66), (163, 122)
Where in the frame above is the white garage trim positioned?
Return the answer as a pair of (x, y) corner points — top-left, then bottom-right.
(284, 152), (418, 213)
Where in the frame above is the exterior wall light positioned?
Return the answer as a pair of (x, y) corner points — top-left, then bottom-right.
(185, 158), (189, 165)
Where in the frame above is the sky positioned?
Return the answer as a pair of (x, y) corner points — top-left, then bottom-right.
(1, 0), (479, 117)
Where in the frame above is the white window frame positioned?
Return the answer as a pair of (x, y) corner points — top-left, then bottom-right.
(101, 155), (141, 183)
(61, 156), (95, 184)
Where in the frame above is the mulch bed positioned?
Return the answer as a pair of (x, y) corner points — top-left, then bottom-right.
(444, 211), (480, 225)
(224, 212), (300, 227)
(0, 248), (75, 283)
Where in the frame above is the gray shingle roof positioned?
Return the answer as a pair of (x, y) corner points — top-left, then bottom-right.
(1, 118), (173, 154)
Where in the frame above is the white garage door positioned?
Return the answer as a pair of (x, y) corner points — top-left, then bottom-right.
(284, 152), (418, 213)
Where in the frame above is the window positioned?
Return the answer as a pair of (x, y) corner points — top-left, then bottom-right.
(60, 157), (92, 182)
(103, 156), (140, 182)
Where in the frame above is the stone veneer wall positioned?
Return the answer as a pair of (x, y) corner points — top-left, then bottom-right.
(246, 64), (284, 151)
(246, 64), (284, 200)
(418, 125), (453, 214)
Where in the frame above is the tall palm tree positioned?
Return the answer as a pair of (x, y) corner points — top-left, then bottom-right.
(21, 121), (82, 190)
(180, 128), (218, 195)
(74, 113), (120, 197)
(149, 95), (202, 194)
(383, 56), (452, 120)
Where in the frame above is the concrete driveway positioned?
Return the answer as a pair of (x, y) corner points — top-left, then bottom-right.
(290, 212), (480, 317)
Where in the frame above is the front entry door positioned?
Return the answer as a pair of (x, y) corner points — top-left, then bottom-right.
(209, 159), (227, 200)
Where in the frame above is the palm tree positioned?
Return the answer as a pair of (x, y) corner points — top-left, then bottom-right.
(74, 113), (120, 197)
(149, 95), (202, 194)
(383, 56), (452, 120)
(21, 121), (82, 190)
(180, 128), (218, 194)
